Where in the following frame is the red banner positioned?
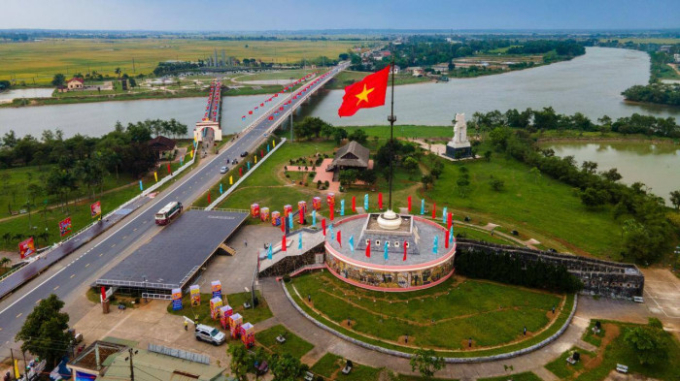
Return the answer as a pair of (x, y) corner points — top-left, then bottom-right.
(59, 217), (72, 237)
(90, 201), (101, 218)
(19, 237), (35, 259)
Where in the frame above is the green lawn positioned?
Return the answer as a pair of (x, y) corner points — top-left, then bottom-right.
(426, 144), (624, 258)
(290, 272), (564, 351)
(310, 353), (383, 381)
(545, 347), (594, 379)
(581, 321), (605, 348)
(166, 291), (272, 328)
(477, 372), (543, 381)
(255, 324), (314, 358)
(573, 322), (680, 381)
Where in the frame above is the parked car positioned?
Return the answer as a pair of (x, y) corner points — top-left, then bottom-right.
(232, 159), (239, 165)
(240, 151), (249, 157)
(195, 324), (226, 345)
(220, 166), (228, 174)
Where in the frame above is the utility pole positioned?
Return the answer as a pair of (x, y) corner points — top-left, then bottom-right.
(10, 348), (16, 379)
(127, 348), (136, 381)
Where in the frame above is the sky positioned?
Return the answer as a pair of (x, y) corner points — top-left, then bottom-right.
(2, 0), (679, 31)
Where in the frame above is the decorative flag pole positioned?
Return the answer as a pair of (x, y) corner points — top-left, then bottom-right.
(352, 196), (356, 213)
(407, 196), (412, 213)
(349, 235), (355, 253)
(432, 202), (436, 219)
(420, 199), (425, 215)
(442, 207), (447, 223)
(139, 180), (143, 191)
(330, 205), (334, 221)
(403, 241), (408, 261)
(229, 176), (233, 185)
(340, 199), (345, 216)
(383, 241), (389, 261)
(445, 230), (449, 249)
(219, 183), (223, 194)
(298, 233), (303, 250)
(378, 192), (383, 210)
(322, 218), (326, 236)
(312, 210), (316, 227)
(267, 244), (273, 260)
(366, 240), (371, 258)
(337, 230), (342, 248)
(282, 235), (287, 252)
(364, 194), (369, 211)
(154, 172), (158, 183)
(447, 211), (452, 232)
(433, 235), (439, 255)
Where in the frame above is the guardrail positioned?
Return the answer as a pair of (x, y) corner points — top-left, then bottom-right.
(206, 138), (287, 210)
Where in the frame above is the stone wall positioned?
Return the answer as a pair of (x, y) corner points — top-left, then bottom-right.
(456, 239), (644, 299)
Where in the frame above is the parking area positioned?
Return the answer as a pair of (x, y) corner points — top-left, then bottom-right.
(643, 274), (680, 319)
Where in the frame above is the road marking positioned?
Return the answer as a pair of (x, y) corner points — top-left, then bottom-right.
(15, 313), (22, 318)
(133, 228), (137, 232)
(123, 236), (127, 239)
(35, 299), (41, 304)
(85, 263), (90, 268)
(70, 274), (75, 279)
(53, 286), (59, 291)
(99, 253), (103, 257)
(111, 244), (116, 248)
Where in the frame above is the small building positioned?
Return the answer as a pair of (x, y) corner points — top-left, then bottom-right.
(674, 53), (680, 63)
(392, 65), (401, 75)
(148, 136), (176, 159)
(67, 340), (129, 381)
(67, 77), (84, 90)
(406, 67), (424, 77)
(432, 63), (450, 73)
(327, 141), (370, 173)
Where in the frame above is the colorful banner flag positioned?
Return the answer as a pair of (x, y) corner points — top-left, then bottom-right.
(207, 191), (211, 204)
(352, 196), (356, 212)
(433, 235), (439, 255)
(312, 210), (316, 227)
(349, 235), (355, 252)
(450, 227), (454, 243)
(90, 201), (101, 218)
(298, 233), (303, 249)
(154, 172), (158, 182)
(442, 207), (447, 223)
(432, 202), (436, 219)
(219, 183), (223, 194)
(378, 193), (383, 209)
(282, 234), (287, 252)
(408, 196), (412, 213)
(447, 211), (452, 231)
(288, 214), (293, 229)
(273, 139), (276, 148)
(139, 180), (143, 191)
(366, 239), (371, 258)
(340, 199), (345, 216)
(229, 176), (233, 185)
(445, 230), (449, 249)
(167, 163), (172, 175)
(322, 218), (326, 236)
(267, 244), (273, 260)
(329, 224), (334, 241)
(383, 241), (389, 261)
(247, 162), (251, 170)
(364, 194), (369, 211)
(421, 199), (425, 215)
(403, 241), (408, 261)
(19, 237), (35, 259)
(337, 230), (342, 247)
(267, 144), (270, 153)
(59, 217), (72, 237)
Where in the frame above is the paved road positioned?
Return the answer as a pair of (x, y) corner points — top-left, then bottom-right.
(0, 63), (347, 350)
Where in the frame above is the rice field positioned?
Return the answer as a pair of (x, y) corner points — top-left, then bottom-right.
(0, 38), (363, 85)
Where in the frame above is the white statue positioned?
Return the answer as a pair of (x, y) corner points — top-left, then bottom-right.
(446, 112), (472, 158)
(452, 113), (468, 145)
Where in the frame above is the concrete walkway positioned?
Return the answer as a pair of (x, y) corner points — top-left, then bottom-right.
(261, 277), (591, 380)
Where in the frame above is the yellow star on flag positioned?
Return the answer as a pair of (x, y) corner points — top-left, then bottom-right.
(355, 84), (375, 106)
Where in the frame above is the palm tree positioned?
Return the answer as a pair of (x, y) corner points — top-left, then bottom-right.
(0, 257), (11, 269)
(13, 233), (24, 243)
(38, 232), (50, 248)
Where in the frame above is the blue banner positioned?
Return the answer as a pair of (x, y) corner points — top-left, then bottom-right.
(340, 199), (345, 216)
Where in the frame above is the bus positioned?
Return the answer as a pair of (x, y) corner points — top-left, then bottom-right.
(155, 201), (183, 225)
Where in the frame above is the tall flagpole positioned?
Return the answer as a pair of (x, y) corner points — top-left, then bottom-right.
(387, 58), (396, 211)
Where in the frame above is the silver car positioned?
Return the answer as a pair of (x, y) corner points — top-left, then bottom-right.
(220, 166), (228, 174)
(195, 324), (226, 345)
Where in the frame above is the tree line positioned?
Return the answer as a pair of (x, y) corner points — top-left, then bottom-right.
(622, 83), (680, 106)
(470, 107), (680, 138)
(0, 119), (187, 213)
(487, 126), (677, 264)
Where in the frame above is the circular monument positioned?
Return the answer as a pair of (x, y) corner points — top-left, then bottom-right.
(324, 211), (455, 291)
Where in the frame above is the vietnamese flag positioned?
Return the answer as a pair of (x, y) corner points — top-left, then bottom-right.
(338, 65), (390, 117)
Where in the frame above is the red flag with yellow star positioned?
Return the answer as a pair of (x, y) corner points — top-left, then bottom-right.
(338, 65), (390, 117)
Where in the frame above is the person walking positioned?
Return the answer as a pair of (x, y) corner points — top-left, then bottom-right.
(184, 320), (188, 331)
(244, 240), (248, 247)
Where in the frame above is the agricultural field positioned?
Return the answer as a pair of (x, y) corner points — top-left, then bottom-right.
(0, 38), (362, 85)
(327, 71), (432, 90)
(288, 271), (567, 354)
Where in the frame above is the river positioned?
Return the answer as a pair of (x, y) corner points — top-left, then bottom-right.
(1, 47), (679, 139)
(545, 141), (680, 205)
